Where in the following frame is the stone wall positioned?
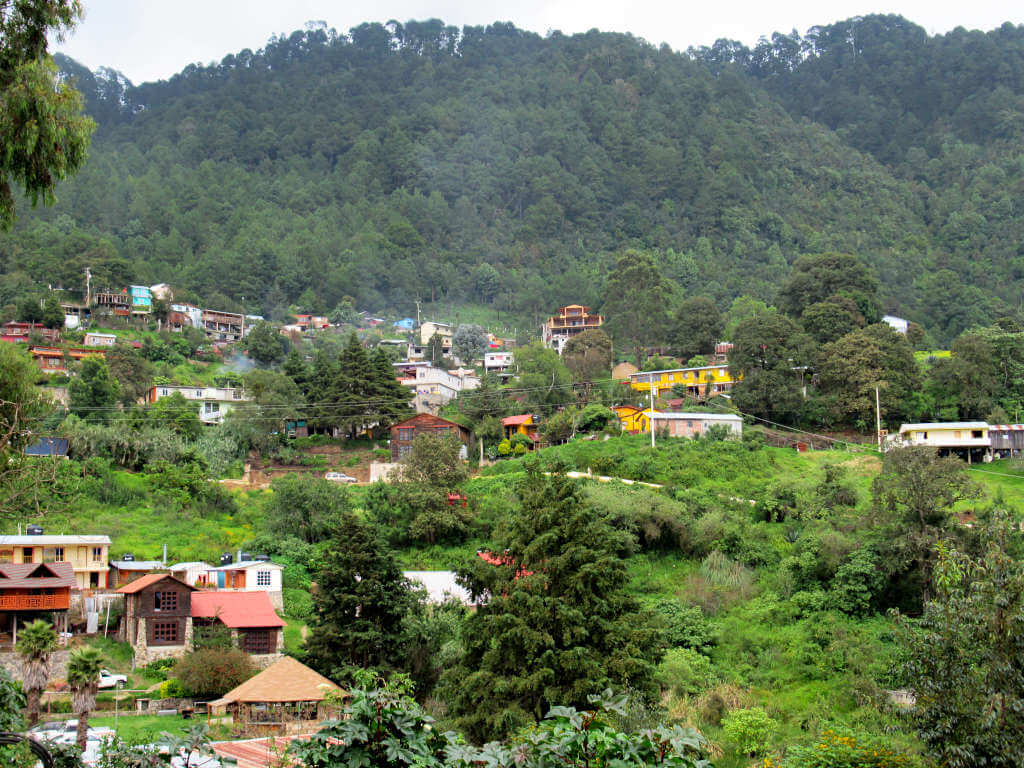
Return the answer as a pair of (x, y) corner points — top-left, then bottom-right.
(132, 615), (192, 666)
(0, 648), (72, 681)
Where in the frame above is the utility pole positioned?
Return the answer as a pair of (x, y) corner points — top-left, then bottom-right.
(649, 373), (656, 449)
(83, 266), (91, 306)
(875, 385), (882, 452)
(415, 299), (421, 327)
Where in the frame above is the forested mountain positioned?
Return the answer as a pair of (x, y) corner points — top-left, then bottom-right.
(2, 16), (1023, 342)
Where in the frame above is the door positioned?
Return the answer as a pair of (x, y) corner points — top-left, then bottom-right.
(216, 571), (225, 588)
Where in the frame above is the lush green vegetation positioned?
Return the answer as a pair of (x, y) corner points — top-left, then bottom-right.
(1, 15), (1022, 345)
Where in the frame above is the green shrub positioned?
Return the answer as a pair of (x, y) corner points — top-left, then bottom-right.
(722, 706), (776, 757)
(159, 678), (187, 698)
(284, 587), (314, 621)
(655, 602), (715, 651)
(829, 548), (883, 616)
(141, 658), (176, 681)
(658, 647), (717, 696)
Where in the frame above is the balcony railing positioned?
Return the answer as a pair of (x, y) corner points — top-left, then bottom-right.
(0, 594), (69, 610)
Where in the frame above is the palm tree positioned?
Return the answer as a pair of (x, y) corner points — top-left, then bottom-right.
(15, 619), (57, 727)
(66, 647), (104, 750)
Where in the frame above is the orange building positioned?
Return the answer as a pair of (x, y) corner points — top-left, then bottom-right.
(542, 305), (604, 354)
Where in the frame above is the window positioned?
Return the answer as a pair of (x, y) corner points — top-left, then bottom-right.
(152, 621), (178, 643)
(243, 629), (272, 654)
(920, 432), (928, 439)
(436, 427), (450, 436)
(0, 549), (12, 563)
(92, 547), (103, 561)
(399, 445), (411, 458)
(256, 570), (272, 587)
(954, 431), (962, 439)
(154, 591), (178, 611)
(398, 428), (413, 441)
(43, 547), (65, 562)
(160, 388), (169, 396)
(972, 430), (984, 439)
(195, 390), (203, 398)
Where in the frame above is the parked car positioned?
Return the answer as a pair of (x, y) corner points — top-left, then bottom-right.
(27, 720), (115, 745)
(98, 669), (128, 689)
(324, 471), (357, 483)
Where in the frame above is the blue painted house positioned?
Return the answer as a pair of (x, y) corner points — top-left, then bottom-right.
(129, 285), (152, 312)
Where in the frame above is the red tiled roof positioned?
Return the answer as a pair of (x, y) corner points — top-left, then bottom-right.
(0, 562), (75, 589)
(502, 414), (533, 426)
(477, 550), (534, 578)
(191, 591), (285, 628)
(117, 573), (193, 594)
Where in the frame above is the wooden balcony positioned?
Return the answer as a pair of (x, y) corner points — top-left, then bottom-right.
(0, 594), (70, 611)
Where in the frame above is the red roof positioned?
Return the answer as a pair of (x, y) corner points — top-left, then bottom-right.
(191, 591), (285, 628)
(502, 414), (533, 426)
(477, 550), (534, 578)
(117, 573), (193, 594)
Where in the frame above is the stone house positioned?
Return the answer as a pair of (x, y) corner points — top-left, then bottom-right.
(117, 574), (195, 665)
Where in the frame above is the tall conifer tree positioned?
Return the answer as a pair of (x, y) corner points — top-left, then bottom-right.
(448, 461), (664, 742)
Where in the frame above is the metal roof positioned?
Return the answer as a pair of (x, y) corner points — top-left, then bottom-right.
(109, 561), (165, 571)
(206, 561), (282, 571)
(899, 422), (988, 431)
(24, 437), (69, 457)
(0, 534), (111, 545)
(652, 412), (742, 421)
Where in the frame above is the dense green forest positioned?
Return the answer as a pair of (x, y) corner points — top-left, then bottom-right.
(0, 15), (1020, 342)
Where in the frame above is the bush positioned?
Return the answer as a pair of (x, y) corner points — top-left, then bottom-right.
(722, 706), (776, 757)
(141, 658), (176, 681)
(655, 602), (715, 652)
(284, 587), (314, 621)
(829, 548), (883, 616)
(658, 647), (717, 696)
(159, 678), (187, 698)
(174, 648), (254, 697)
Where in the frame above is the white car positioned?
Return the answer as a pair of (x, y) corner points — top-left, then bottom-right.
(27, 720), (115, 745)
(98, 669), (128, 689)
(324, 471), (357, 483)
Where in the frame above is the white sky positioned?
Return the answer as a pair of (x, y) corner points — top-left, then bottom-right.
(55, 0), (1024, 85)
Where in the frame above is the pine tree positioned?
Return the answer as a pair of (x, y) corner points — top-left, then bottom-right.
(447, 460), (665, 743)
(305, 514), (416, 680)
(332, 333), (372, 438)
(282, 347), (308, 387)
(306, 349), (338, 432)
(369, 348), (412, 432)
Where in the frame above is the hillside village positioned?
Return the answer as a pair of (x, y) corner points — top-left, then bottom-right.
(4, 255), (1024, 767)
(4, 5), (1024, 768)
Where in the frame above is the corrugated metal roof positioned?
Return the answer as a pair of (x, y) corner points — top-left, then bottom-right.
(0, 534), (111, 545)
(899, 422), (988, 431)
(206, 561), (282, 571)
(109, 561), (165, 571)
(24, 437), (69, 456)
(652, 412), (742, 421)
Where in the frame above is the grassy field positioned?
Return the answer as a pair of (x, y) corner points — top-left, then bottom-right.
(88, 713), (234, 744)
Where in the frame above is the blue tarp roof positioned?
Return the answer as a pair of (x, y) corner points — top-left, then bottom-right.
(25, 437), (69, 457)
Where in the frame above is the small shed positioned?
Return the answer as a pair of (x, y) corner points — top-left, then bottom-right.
(208, 656), (343, 734)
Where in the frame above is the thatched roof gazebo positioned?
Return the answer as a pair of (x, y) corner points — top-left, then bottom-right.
(209, 656), (343, 735)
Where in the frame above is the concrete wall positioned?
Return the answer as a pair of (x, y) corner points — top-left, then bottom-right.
(0, 648), (72, 680)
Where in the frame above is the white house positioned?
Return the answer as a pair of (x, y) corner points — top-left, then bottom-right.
(405, 366), (480, 414)
(148, 385), (251, 425)
(403, 571), (475, 606)
(484, 352), (514, 374)
(204, 560), (284, 610)
(419, 321), (453, 347)
(882, 315), (909, 334)
(168, 561), (214, 587)
(890, 422), (991, 462)
(83, 332), (117, 347)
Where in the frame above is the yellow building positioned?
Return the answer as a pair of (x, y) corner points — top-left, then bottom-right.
(0, 534), (111, 589)
(628, 366), (738, 399)
(612, 405), (651, 434)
